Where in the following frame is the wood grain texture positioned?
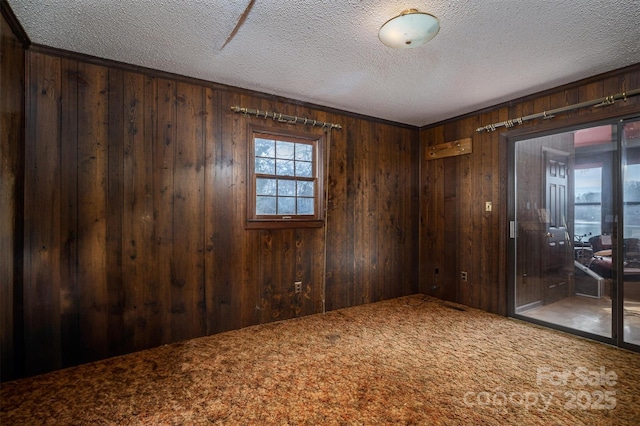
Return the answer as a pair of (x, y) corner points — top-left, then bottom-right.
(203, 87), (220, 335)
(0, 9), (25, 381)
(326, 115), (358, 311)
(77, 61), (109, 363)
(172, 82), (206, 340)
(426, 138), (472, 160)
(106, 67), (124, 358)
(9, 46), (638, 380)
(420, 64), (640, 315)
(60, 58), (80, 367)
(154, 78), (176, 343)
(24, 52), (62, 375)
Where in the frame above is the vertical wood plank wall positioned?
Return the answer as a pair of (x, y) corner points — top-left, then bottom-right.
(419, 64), (640, 315)
(10, 48), (419, 378)
(0, 6), (25, 382)
(2, 29), (638, 380)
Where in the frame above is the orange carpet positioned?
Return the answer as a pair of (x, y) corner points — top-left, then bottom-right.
(2, 295), (639, 425)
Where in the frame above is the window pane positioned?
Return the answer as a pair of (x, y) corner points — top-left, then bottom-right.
(255, 157), (275, 174)
(575, 205), (601, 237)
(278, 179), (296, 196)
(250, 130), (322, 223)
(575, 166), (602, 238)
(276, 159), (295, 176)
(276, 141), (295, 159)
(626, 204), (640, 239)
(625, 156), (640, 236)
(625, 164), (640, 202)
(295, 143), (313, 161)
(297, 197), (314, 215)
(256, 178), (277, 195)
(255, 138), (275, 157)
(256, 196), (277, 214)
(297, 180), (314, 197)
(295, 160), (312, 177)
(575, 167), (601, 203)
(278, 197), (296, 214)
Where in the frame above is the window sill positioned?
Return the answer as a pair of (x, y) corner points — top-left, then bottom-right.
(245, 219), (324, 230)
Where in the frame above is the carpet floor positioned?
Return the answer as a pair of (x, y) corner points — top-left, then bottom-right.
(1, 294), (639, 425)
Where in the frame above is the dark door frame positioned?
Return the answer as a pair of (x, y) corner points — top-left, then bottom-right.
(505, 115), (640, 352)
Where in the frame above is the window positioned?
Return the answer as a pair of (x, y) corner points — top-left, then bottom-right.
(624, 163), (640, 237)
(246, 125), (324, 229)
(574, 166), (602, 238)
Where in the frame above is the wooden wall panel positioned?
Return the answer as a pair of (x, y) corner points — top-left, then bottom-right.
(122, 71), (158, 351)
(203, 87), (220, 334)
(154, 78), (176, 343)
(172, 82), (206, 340)
(325, 114), (356, 311)
(122, 71), (145, 350)
(10, 43), (638, 381)
(106, 67), (124, 358)
(420, 64), (640, 315)
(6, 43), (420, 379)
(206, 89), (237, 335)
(60, 58), (80, 367)
(234, 93), (260, 329)
(76, 61), (110, 363)
(353, 118), (374, 306)
(24, 52), (62, 375)
(142, 75), (162, 347)
(0, 7), (25, 381)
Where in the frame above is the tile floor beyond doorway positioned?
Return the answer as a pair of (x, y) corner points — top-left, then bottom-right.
(520, 295), (640, 346)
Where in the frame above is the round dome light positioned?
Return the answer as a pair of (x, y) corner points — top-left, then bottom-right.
(378, 9), (440, 49)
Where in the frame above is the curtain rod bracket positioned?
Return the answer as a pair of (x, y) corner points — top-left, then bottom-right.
(594, 95), (615, 108)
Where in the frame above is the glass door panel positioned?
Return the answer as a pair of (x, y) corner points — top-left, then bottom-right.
(622, 119), (640, 347)
(513, 124), (617, 340)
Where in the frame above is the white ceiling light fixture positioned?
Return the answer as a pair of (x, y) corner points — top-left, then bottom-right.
(378, 8), (440, 49)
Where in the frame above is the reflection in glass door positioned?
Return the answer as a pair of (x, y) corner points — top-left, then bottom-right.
(512, 125), (616, 340)
(511, 118), (640, 349)
(622, 119), (640, 347)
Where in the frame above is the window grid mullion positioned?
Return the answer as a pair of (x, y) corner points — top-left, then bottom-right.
(250, 128), (323, 225)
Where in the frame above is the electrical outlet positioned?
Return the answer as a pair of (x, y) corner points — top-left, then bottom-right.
(294, 281), (302, 293)
(461, 271), (468, 282)
(432, 268), (439, 291)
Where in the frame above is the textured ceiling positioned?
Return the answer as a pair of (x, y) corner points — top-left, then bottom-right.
(8, 0), (640, 127)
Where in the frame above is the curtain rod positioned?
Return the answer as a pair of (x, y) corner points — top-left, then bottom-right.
(476, 88), (640, 133)
(231, 106), (342, 130)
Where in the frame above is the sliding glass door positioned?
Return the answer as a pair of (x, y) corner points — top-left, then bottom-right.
(622, 119), (640, 347)
(510, 118), (640, 350)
